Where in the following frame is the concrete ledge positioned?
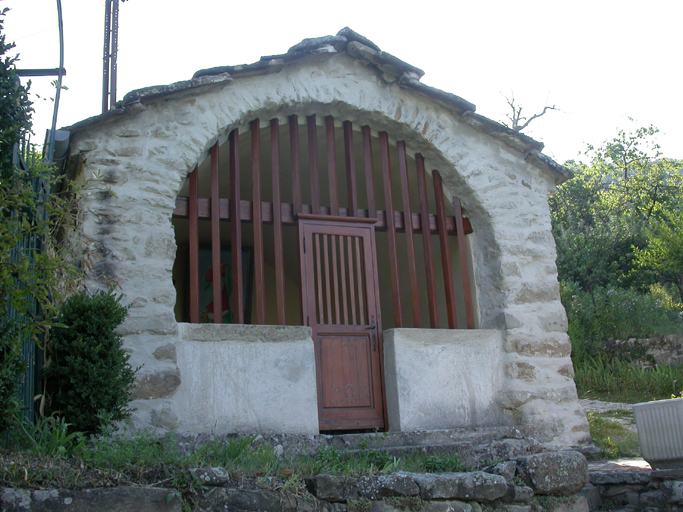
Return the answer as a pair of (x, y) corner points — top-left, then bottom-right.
(384, 329), (506, 432)
(179, 323), (312, 342)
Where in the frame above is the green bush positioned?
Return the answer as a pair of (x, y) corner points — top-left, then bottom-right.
(0, 318), (26, 434)
(43, 290), (137, 434)
(562, 282), (683, 363)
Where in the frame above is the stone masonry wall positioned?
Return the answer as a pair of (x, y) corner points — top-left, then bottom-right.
(65, 50), (589, 446)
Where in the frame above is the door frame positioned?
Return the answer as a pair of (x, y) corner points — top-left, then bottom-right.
(298, 213), (388, 431)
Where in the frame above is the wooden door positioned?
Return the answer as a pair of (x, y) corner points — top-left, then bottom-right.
(299, 215), (385, 431)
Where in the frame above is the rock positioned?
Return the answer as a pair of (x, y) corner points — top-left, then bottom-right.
(493, 506), (531, 512)
(306, 474), (420, 502)
(409, 471), (508, 502)
(195, 488), (339, 512)
(189, 466), (230, 486)
(485, 461), (518, 482)
(424, 500), (483, 512)
(515, 451), (588, 496)
(661, 481), (683, 503)
(501, 484), (534, 503)
(588, 471), (651, 485)
(1, 487), (181, 512)
(640, 490), (667, 508)
(577, 483), (601, 511)
(544, 496), (589, 512)
(132, 368), (181, 399)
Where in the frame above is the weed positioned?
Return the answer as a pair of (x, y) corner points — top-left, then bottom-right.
(423, 453), (464, 473)
(348, 498), (372, 512)
(587, 412), (640, 458)
(21, 416), (86, 458)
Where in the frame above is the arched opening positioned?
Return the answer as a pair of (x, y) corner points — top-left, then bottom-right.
(172, 113), (476, 331)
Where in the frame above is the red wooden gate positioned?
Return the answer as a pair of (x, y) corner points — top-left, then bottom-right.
(299, 215), (385, 431)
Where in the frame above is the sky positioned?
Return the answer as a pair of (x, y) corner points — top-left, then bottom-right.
(3, 0), (682, 165)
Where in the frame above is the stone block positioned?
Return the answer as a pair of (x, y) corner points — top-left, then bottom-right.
(484, 460), (517, 482)
(306, 474), (420, 502)
(132, 368), (181, 400)
(153, 343), (177, 363)
(383, 329), (505, 431)
(544, 496), (589, 512)
(661, 481), (683, 503)
(409, 471), (508, 502)
(0, 487), (181, 512)
(515, 451), (588, 496)
(501, 485), (534, 503)
(577, 483), (601, 511)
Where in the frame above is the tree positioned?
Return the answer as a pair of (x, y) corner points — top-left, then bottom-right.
(634, 209), (683, 304)
(549, 125), (683, 294)
(0, 8), (32, 181)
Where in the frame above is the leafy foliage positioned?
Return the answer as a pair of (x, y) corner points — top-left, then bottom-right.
(0, 318), (26, 433)
(0, 8), (32, 181)
(562, 282), (683, 361)
(43, 290), (136, 435)
(550, 125), (683, 294)
(0, 10), (81, 435)
(634, 209), (683, 303)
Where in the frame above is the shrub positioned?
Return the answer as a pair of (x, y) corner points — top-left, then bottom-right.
(43, 290), (136, 434)
(562, 282), (683, 364)
(0, 318), (26, 434)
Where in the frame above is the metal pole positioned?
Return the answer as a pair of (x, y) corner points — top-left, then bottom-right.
(110, 0), (119, 109)
(102, 0), (111, 114)
(47, 0), (64, 164)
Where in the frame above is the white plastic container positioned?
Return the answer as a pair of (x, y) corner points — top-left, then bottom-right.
(634, 398), (683, 470)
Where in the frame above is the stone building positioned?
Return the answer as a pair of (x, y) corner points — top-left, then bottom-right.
(63, 28), (590, 448)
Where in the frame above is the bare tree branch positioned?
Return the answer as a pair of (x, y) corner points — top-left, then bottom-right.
(504, 94), (558, 132)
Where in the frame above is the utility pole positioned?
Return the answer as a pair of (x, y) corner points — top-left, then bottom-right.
(102, 0), (120, 114)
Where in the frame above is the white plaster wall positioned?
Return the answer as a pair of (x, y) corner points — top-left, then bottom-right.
(384, 329), (506, 431)
(66, 51), (589, 447)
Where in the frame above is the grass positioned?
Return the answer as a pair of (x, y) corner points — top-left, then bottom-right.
(0, 424), (474, 498)
(574, 356), (683, 403)
(586, 412), (641, 459)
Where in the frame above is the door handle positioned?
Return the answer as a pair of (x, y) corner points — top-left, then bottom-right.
(368, 316), (377, 352)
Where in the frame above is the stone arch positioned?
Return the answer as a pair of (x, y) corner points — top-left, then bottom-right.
(64, 48), (588, 445)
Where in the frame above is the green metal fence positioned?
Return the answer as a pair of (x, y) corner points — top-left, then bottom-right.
(7, 140), (46, 424)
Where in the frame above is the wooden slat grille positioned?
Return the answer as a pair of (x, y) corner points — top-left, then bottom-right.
(173, 115), (475, 330)
(311, 232), (369, 326)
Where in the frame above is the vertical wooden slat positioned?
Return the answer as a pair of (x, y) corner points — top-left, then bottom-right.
(188, 165), (199, 323)
(397, 141), (421, 327)
(416, 154), (438, 328)
(454, 196), (475, 329)
(210, 143), (222, 324)
(379, 132), (403, 327)
(343, 121), (358, 217)
(289, 115), (302, 215)
(307, 115), (321, 214)
(347, 236), (357, 325)
(325, 116), (339, 216)
(251, 120), (265, 324)
(362, 126), (376, 218)
(433, 170), (458, 329)
(331, 235), (341, 324)
(354, 237), (365, 325)
(315, 233), (324, 324)
(271, 119), (286, 324)
(323, 234), (333, 323)
(339, 236), (349, 324)
(229, 129), (244, 324)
